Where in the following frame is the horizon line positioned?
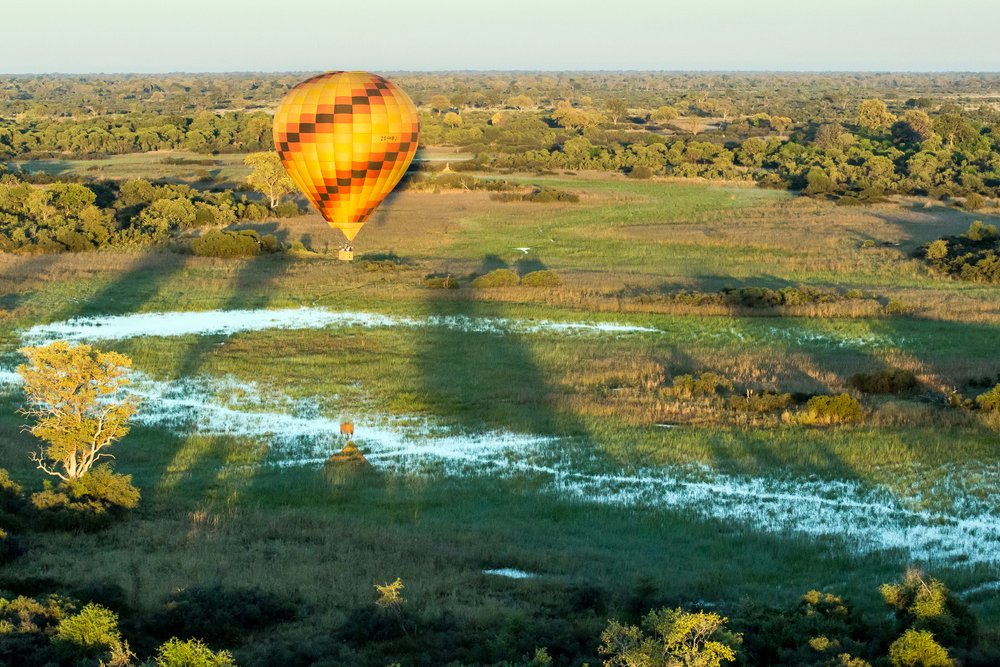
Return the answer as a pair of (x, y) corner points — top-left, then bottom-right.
(4, 69), (1000, 77)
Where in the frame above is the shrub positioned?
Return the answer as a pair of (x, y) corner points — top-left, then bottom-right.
(65, 466), (140, 509)
(965, 220), (998, 242)
(727, 391), (794, 413)
(975, 384), (1000, 412)
(925, 239), (949, 260)
(627, 165), (654, 179)
(850, 368), (919, 394)
(191, 229), (261, 258)
(881, 568), (977, 649)
(962, 193), (986, 211)
(886, 299), (912, 315)
(0, 594), (78, 661)
(273, 202), (302, 218)
(31, 466), (140, 530)
(425, 275), (459, 289)
(521, 270), (561, 287)
(804, 394), (864, 424)
(155, 638), (237, 667)
(0, 468), (25, 515)
(53, 603), (124, 657)
(888, 630), (951, 667)
(524, 187), (579, 203)
(672, 372), (734, 398)
(260, 233), (281, 253)
(471, 268), (520, 288)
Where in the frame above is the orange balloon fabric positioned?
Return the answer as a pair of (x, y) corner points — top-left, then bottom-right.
(273, 71), (420, 242)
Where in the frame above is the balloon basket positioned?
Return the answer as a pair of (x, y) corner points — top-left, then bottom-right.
(338, 249), (354, 261)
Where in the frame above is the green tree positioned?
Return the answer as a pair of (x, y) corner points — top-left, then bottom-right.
(895, 109), (934, 142)
(244, 151), (295, 209)
(137, 197), (198, 235)
(428, 94), (451, 113)
(443, 111), (463, 128)
(651, 105), (680, 123)
(599, 607), (741, 667)
(606, 98), (628, 124)
(17, 342), (137, 481)
(507, 95), (534, 110)
(888, 630), (952, 667)
(858, 99), (896, 132)
(814, 123), (849, 150)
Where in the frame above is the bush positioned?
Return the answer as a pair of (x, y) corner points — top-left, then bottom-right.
(524, 187), (579, 203)
(976, 384), (1000, 412)
(671, 372), (734, 398)
(727, 391), (794, 413)
(919, 225), (1000, 283)
(627, 165), (654, 179)
(31, 466), (140, 530)
(965, 220), (998, 242)
(0, 468), (25, 515)
(53, 602), (124, 658)
(66, 466), (140, 509)
(273, 202), (303, 218)
(0, 594), (79, 662)
(521, 270), (561, 287)
(155, 638), (237, 667)
(260, 233), (281, 253)
(888, 630), (952, 667)
(962, 193), (986, 211)
(471, 268), (520, 288)
(425, 275), (459, 289)
(804, 394), (864, 424)
(850, 368), (919, 394)
(191, 229), (261, 258)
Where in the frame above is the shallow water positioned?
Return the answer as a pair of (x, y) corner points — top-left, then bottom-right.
(5, 308), (998, 568)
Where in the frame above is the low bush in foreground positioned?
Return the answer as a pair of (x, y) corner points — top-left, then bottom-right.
(471, 268), (520, 288)
(671, 372), (734, 398)
(31, 466), (140, 531)
(850, 368), (919, 394)
(803, 394), (864, 424)
(918, 221), (1000, 283)
(521, 269), (561, 287)
(976, 384), (1000, 412)
(190, 229), (264, 258)
(425, 275), (460, 289)
(727, 391), (795, 413)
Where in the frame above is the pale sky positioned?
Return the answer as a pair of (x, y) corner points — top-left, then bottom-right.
(3, 0), (999, 73)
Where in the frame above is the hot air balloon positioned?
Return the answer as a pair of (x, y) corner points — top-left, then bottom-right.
(273, 71), (420, 260)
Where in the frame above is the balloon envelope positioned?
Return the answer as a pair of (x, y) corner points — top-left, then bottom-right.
(273, 71), (420, 241)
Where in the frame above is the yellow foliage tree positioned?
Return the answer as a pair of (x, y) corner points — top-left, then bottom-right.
(858, 99), (897, 133)
(244, 151), (295, 209)
(600, 607), (741, 667)
(17, 342), (137, 481)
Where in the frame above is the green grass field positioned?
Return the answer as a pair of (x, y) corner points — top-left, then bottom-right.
(1, 174), (998, 664)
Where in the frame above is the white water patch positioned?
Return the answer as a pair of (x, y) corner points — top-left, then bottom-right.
(126, 373), (554, 468)
(118, 372), (1000, 567)
(959, 580), (1000, 597)
(483, 568), (539, 579)
(0, 370), (22, 387)
(2, 358), (997, 567)
(22, 307), (660, 344)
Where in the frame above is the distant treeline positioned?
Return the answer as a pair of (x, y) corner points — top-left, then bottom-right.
(0, 175), (299, 253)
(3, 73), (1000, 200)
